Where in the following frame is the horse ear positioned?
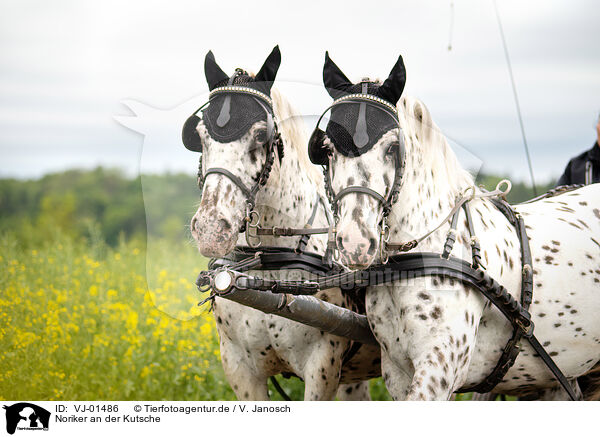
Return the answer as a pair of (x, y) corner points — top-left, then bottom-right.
(204, 50), (229, 90)
(378, 55), (406, 105)
(255, 45), (281, 93)
(323, 51), (353, 99)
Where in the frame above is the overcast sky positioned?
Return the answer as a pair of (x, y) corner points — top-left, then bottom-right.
(0, 0), (598, 183)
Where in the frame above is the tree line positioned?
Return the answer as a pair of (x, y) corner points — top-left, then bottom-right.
(0, 167), (555, 247)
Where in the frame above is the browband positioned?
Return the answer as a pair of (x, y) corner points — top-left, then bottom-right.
(209, 86), (273, 108)
(313, 93), (400, 133)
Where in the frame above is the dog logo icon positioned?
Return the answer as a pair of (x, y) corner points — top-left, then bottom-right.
(3, 403), (50, 435)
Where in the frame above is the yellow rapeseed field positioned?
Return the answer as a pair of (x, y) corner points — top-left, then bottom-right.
(0, 231), (407, 401)
(0, 233), (236, 400)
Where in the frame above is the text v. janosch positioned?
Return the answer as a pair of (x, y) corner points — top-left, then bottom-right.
(232, 404), (291, 413)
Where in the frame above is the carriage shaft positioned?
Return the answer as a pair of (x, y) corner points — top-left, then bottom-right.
(217, 287), (378, 345)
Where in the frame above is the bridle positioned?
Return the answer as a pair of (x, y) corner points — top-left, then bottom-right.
(184, 73), (335, 251)
(310, 91), (406, 262)
(186, 72), (282, 235)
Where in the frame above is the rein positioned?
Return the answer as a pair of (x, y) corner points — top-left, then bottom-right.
(380, 181), (512, 262)
(244, 193), (333, 253)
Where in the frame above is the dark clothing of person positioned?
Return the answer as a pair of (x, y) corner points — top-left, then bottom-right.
(556, 140), (599, 397)
(556, 142), (600, 186)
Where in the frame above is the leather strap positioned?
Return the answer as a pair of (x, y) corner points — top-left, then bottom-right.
(204, 168), (254, 200)
(211, 246), (338, 276)
(255, 227), (329, 237)
(246, 194), (331, 245)
(333, 186), (387, 207)
(296, 192), (325, 253)
(528, 335), (578, 400)
(457, 197), (534, 394)
(519, 184), (583, 204)
(201, 249), (577, 399)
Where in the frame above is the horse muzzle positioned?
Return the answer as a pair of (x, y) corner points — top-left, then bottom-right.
(191, 213), (239, 258)
(335, 226), (379, 270)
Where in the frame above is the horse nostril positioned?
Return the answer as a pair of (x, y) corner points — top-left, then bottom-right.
(367, 237), (377, 255)
(218, 218), (231, 231)
(191, 217), (198, 232)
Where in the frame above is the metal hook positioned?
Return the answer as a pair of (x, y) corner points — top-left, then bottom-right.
(246, 225), (261, 248)
(379, 218), (390, 264)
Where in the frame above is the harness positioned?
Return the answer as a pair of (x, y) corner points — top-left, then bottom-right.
(184, 76), (372, 394)
(188, 83), (581, 400)
(198, 187), (581, 399)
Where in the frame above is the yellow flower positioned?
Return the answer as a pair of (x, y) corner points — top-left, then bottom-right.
(89, 285), (98, 296)
(200, 323), (212, 336)
(126, 311), (138, 330)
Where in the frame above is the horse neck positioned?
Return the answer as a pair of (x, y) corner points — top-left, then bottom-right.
(254, 136), (322, 229)
(389, 130), (470, 246)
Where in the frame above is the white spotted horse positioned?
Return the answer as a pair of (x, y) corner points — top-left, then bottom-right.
(307, 52), (600, 400)
(183, 47), (380, 400)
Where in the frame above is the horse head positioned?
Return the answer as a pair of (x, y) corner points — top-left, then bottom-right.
(183, 46), (281, 257)
(310, 52), (406, 269)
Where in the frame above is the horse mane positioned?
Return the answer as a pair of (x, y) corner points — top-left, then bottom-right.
(399, 96), (474, 194)
(271, 87), (323, 188)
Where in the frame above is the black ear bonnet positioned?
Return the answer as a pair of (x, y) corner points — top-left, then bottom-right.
(309, 53), (406, 165)
(326, 82), (399, 157)
(182, 74), (275, 152)
(308, 83), (402, 166)
(182, 47), (282, 157)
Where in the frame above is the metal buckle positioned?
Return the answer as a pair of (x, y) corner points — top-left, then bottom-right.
(245, 204), (261, 248)
(516, 318), (535, 338)
(379, 219), (390, 264)
(326, 223), (341, 262)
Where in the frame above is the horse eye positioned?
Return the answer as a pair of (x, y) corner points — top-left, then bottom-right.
(386, 142), (398, 155)
(254, 129), (267, 144)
